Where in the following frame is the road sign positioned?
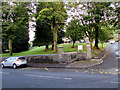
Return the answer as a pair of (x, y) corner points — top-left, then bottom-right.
(78, 45), (83, 51)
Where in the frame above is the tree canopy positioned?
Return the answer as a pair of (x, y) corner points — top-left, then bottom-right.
(66, 2), (117, 49)
(36, 2), (68, 52)
(66, 19), (84, 48)
(2, 2), (30, 55)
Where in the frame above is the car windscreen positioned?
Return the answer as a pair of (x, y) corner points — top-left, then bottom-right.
(18, 57), (26, 60)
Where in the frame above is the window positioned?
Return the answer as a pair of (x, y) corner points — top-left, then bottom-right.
(18, 57), (25, 60)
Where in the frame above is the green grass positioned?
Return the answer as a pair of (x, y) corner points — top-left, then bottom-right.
(93, 43), (109, 49)
(58, 43), (86, 52)
(92, 42), (109, 56)
(1, 43), (109, 57)
(2, 46), (55, 57)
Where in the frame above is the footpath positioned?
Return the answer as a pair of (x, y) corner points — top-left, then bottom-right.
(28, 49), (110, 69)
(28, 60), (103, 69)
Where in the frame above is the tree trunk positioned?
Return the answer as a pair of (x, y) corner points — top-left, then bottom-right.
(51, 25), (58, 52)
(51, 16), (58, 53)
(8, 38), (12, 56)
(53, 31), (57, 52)
(88, 36), (93, 49)
(72, 40), (75, 48)
(45, 45), (49, 51)
(101, 42), (104, 48)
(52, 44), (54, 50)
(94, 25), (99, 49)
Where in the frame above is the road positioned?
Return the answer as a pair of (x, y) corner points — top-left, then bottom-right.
(1, 67), (118, 88)
(92, 41), (119, 71)
(1, 41), (120, 88)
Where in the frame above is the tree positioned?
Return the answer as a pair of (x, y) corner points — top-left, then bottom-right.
(99, 26), (114, 48)
(33, 19), (53, 51)
(2, 2), (16, 55)
(2, 2), (30, 55)
(80, 2), (114, 49)
(111, 2), (120, 34)
(66, 19), (84, 48)
(57, 28), (65, 44)
(36, 2), (68, 52)
(66, 2), (114, 49)
(2, 22), (18, 55)
(12, 2), (30, 52)
(33, 19), (65, 51)
(33, 2), (52, 51)
(113, 2), (120, 29)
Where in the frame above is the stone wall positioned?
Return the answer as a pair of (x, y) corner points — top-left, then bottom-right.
(56, 52), (87, 63)
(26, 54), (59, 64)
(1, 52), (87, 64)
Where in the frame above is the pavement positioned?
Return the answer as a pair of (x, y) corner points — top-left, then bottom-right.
(27, 59), (103, 69)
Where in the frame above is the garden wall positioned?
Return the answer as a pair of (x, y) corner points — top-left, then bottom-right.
(1, 52), (87, 64)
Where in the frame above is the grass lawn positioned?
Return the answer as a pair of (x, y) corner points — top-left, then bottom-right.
(1, 42), (109, 57)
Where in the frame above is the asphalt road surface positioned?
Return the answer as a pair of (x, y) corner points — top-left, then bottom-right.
(92, 41), (119, 71)
(1, 41), (120, 88)
(1, 67), (118, 88)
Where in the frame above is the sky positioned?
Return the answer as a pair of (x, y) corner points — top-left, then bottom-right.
(28, 2), (36, 42)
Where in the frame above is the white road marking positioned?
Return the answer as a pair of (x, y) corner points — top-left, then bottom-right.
(24, 74), (72, 80)
(116, 57), (120, 59)
(115, 69), (119, 72)
(0, 72), (10, 74)
(64, 78), (72, 80)
(111, 81), (120, 84)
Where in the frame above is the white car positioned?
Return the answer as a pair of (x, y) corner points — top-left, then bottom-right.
(1, 57), (27, 69)
(109, 40), (115, 44)
(116, 51), (120, 57)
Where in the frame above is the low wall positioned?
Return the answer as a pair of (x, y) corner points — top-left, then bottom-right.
(0, 52), (87, 64)
(57, 52), (87, 63)
(26, 54), (59, 64)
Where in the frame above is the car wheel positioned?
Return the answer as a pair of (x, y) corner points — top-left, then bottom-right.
(13, 64), (17, 69)
(1, 64), (4, 68)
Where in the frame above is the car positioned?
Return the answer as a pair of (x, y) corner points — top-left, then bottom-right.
(116, 51), (120, 57)
(109, 40), (115, 44)
(1, 56), (27, 69)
